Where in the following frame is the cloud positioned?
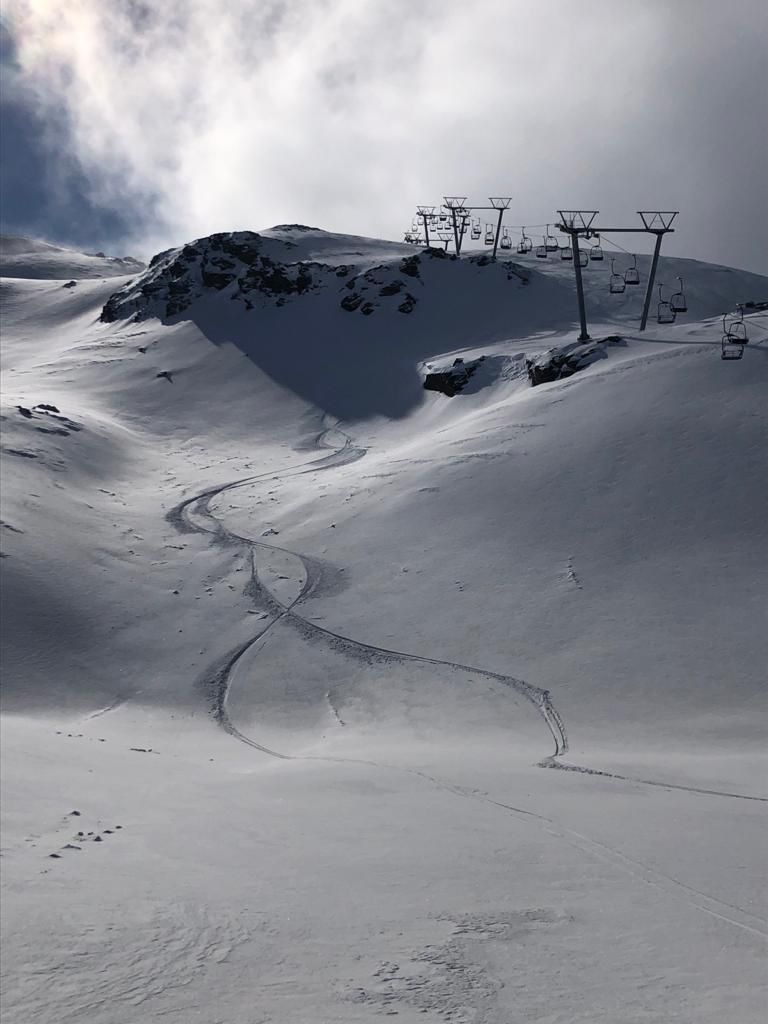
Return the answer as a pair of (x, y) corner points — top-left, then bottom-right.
(4, 0), (767, 272)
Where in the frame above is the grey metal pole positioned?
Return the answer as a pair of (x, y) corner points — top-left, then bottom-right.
(421, 213), (431, 248)
(491, 208), (504, 260)
(450, 208), (461, 255)
(571, 232), (590, 341)
(639, 232), (664, 331)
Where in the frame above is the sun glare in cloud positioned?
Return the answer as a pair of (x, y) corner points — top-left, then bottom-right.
(3, 0), (767, 272)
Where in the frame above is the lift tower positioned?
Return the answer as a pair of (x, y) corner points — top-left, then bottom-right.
(556, 210), (679, 340)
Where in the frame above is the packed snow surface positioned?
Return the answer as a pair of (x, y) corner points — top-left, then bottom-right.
(1, 226), (767, 1023)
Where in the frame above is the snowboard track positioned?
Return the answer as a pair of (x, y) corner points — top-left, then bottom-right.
(166, 427), (768, 939)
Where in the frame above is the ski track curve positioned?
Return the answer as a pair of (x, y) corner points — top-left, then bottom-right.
(166, 427), (567, 760)
(164, 425), (767, 941)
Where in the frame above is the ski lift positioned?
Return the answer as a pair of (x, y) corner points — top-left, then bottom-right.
(624, 254), (640, 286)
(578, 249), (589, 268)
(721, 337), (744, 360)
(657, 283), (676, 324)
(544, 225), (559, 252)
(721, 311), (748, 359)
(517, 228), (532, 254)
(500, 229), (512, 251)
(724, 308), (748, 342)
(670, 276), (687, 313)
(609, 258), (626, 294)
(589, 235), (604, 261)
(560, 239), (573, 261)
(471, 219), (481, 240)
(484, 224), (494, 246)
(535, 238), (548, 259)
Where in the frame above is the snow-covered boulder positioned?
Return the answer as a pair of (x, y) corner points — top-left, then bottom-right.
(526, 336), (625, 386)
(424, 356), (485, 396)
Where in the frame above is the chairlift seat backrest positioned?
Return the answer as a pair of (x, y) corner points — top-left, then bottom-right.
(624, 268), (640, 285)
(670, 278), (687, 313)
(561, 245), (573, 261)
(589, 245), (604, 261)
(727, 321), (748, 343)
(609, 259), (625, 294)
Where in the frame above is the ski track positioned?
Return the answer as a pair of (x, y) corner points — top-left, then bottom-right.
(165, 423), (767, 941)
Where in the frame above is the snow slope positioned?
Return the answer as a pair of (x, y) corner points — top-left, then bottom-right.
(1, 227), (767, 1023)
(0, 234), (145, 281)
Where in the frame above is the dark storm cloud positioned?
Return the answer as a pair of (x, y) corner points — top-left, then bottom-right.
(1, 0), (766, 271)
(0, 21), (147, 251)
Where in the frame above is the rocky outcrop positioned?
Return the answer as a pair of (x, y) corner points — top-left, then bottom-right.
(423, 357), (485, 397)
(101, 231), (330, 323)
(526, 336), (625, 386)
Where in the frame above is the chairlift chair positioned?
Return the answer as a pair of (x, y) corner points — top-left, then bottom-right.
(589, 235), (604, 261)
(670, 276), (687, 313)
(721, 312), (747, 359)
(471, 220), (481, 240)
(578, 249), (589, 267)
(624, 254), (640, 286)
(517, 229), (532, 254)
(609, 259), (626, 294)
(484, 224), (494, 246)
(721, 337), (744, 360)
(723, 309), (748, 343)
(657, 284), (676, 324)
(500, 229), (512, 251)
(560, 240), (573, 261)
(535, 238), (548, 259)
(544, 225), (559, 252)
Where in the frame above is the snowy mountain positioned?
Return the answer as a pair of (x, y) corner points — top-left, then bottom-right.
(0, 233), (145, 280)
(1, 226), (766, 1024)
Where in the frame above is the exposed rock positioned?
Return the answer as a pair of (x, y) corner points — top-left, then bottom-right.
(360, 302), (376, 316)
(100, 231), (330, 323)
(340, 293), (363, 312)
(399, 255), (421, 278)
(424, 246), (450, 260)
(379, 279), (404, 297)
(526, 337), (624, 386)
(423, 357), (484, 397)
(398, 293), (417, 314)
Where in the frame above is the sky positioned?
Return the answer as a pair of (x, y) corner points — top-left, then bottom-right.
(1, 0), (766, 272)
